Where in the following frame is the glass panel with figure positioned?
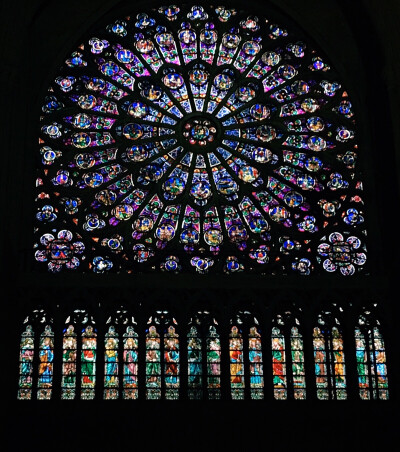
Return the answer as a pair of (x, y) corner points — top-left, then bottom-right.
(355, 327), (370, 399)
(272, 327), (287, 399)
(123, 326), (139, 399)
(331, 327), (346, 399)
(37, 325), (54, 400)
(291, 327), (306, 399)
(62, 325), (77, 399)
(371, 327), (389, 400)
(81, 325), (97, 399)
(229, 325), (244, 399)
(164, 325), (180, 400)
(313, 327), (328, 400)
(104, 325), (119, 400)
(207, 326), (221, 399)
(18, 325), (35, 400)
(313, 325), (347, 400)
(355, 312), (389, 400)
(146, 325), (161, 399)
(249, 326), (264, 399)
(187, 326), (202, 399)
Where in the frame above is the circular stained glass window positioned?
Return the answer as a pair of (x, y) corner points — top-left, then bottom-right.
(34, 4), (367, 275)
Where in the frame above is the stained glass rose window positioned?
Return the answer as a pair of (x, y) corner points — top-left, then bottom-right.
(34, 4), (367, 274)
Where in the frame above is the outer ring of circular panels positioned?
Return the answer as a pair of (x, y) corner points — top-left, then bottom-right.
(34, 3), (367, 275)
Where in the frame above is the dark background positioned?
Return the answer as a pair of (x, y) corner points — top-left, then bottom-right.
(1, 0), (399, 449)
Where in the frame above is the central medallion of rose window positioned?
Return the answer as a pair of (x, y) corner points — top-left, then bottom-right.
(183, 118), (217, 146)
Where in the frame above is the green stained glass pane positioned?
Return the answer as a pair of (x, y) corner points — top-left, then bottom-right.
(62, 325), (77, 400)
(18, 325), (35, 400)
(207, 326), (221, 400)
(81, 325), (97, 400)
(313, 327), (328, 400)
(146, 325), (161, 400)
(291, 327), (306, 400)
(188, 326), (202, 400)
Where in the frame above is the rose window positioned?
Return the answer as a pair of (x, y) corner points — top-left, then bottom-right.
(34, 4), (367, 275)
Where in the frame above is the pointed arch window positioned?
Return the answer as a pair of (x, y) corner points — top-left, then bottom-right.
(61, 310), (96, 400)
(206, 325), (221, 400)
(18, 310), (53, 400)
(102, 309), (138, 400)
(229, 325), (245, 399)
(123, 325), (139, 399)
(18, 325), (35, 400)
(164, 325), (180, 399)
(248, 326), (264, 399)
(61, 325), (78, 400)
(187, 313), (221, 400)
(104, 325), (119, 399)
(271, 313), (306, 400)
(230, 313), (264, 400)
(146, 313), (179, 399)
(145, 324), (161, 399)
(291, 327), (306, 398)
(187, 325), (202, 399)
(81, 325), (97, 399)
(62, 324), (77, 399)
(271, 325), (287, 399)
(355, 311), (389, 400)
(37, 325), (54, 400)
(313, 312), (346, 400)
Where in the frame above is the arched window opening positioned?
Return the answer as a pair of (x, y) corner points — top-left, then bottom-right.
(18, 310), (53, 400)
(164, 324), (180, 399)
(37, 325), (54, 400)
(313, 311), (346, 400)
(248, 325), (264, 399)
(81, 325), (97, 399)
(271, 324), (286, 399)
(145, 323), (161, 400)
(272, 312), (306, 400)
(187, 325), (202, 400)
(355, 310), (389, 400)
(146, 312), (179, 400)
(229, 324), (245, 400)
(103, 308), (138, 400)
(104, 325), (119, 399)
(187, 312), (221, 400)
(62, 324), (77, 400)
(229, 312), (263, 400)
(206, 325), (222, 400)
(18, 325), (35, 400)
(61, 310), (96, 400)
(291, 326), (306, 399)
(123, 325), (139, 400)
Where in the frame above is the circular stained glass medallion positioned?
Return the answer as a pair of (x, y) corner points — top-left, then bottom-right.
(34, 3), (367, 275)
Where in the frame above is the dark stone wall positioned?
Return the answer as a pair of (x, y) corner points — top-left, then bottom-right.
(1, 1), (398, 449)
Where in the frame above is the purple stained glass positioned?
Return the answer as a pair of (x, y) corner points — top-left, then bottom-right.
(34, 4), (367, 275)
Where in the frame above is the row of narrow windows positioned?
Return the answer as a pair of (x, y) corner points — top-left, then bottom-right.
(18, 312), (389, 401)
